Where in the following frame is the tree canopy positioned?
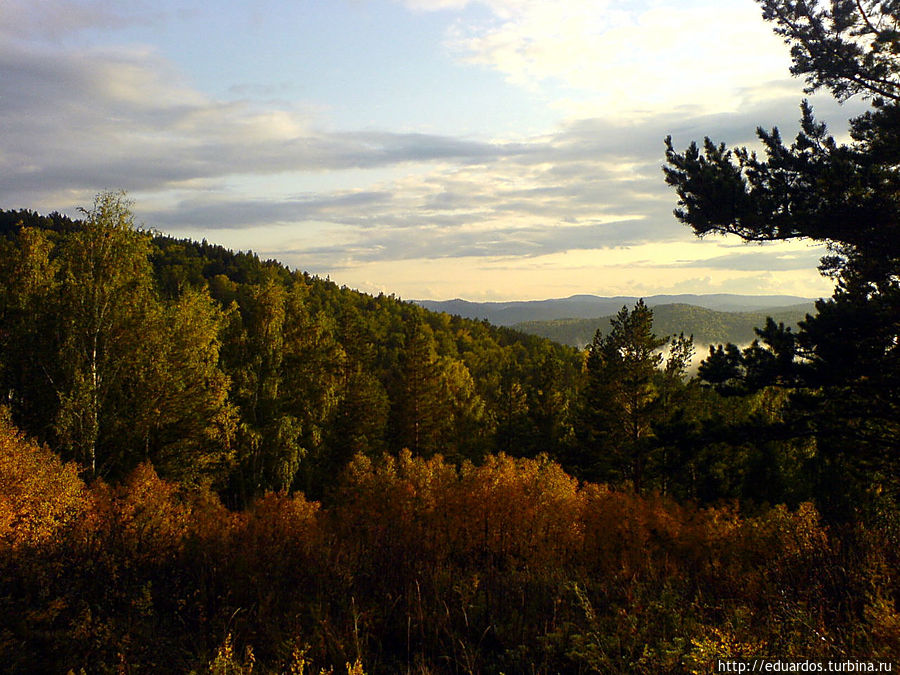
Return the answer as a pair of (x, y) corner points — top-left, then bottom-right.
(664, 0), (900, 286)
(0, 199), (582, 502)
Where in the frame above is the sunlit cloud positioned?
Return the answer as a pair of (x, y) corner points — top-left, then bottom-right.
(0, 30), (853, 288)
(0, 0), (864, 300)
(662, 249), (826, 272)
(433, 0), (793, 116)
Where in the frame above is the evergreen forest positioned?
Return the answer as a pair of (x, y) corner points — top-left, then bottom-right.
(1, 1), (899, 672)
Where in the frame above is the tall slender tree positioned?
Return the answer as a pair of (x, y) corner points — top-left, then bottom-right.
(53, 192), (158, 476)
(392, 320), (443, 456)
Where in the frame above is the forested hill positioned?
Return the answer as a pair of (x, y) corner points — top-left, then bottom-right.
(417, 293), (814, 325)
(514, 302), (816, 349)
(0, 204), (581, 503)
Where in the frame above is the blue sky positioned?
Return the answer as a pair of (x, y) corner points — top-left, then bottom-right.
(1, 0), (869, 300)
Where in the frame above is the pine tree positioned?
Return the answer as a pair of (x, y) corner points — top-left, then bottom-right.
(392, 320), (443, 456)
(577, 301), (692, 492)
(664, 0), (900, 512)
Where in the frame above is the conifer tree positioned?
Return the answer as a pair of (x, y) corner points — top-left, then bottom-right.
(393, 320), (443, 455)
(577, 301), (692, 491)
(664, 0), (900, 510)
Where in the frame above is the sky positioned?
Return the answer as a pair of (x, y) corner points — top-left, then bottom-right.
(0, 0), (871, 301)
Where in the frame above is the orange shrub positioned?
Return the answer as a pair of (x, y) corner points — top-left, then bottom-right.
(229, 489), (322, 602)
(86, 462), (196, 572)
(450, 453), (582, 572)
(577, 484), (701, 583)
(0, 411), (88, 551)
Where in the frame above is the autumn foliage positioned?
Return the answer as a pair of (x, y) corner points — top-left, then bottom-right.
(0, 418), (896, 674)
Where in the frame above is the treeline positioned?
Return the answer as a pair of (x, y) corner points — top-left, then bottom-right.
(0, 196), (581, 505)
(0, 197), (814, 513)
(1, 417), (898, 673)
(0, 197), (886, 518)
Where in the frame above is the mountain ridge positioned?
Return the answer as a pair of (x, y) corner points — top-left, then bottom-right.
(415, 293), (817, 326)
(512, 301), (817, 349)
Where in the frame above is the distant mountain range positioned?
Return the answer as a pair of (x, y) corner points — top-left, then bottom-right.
(512, 302), (817, 349)
(415, 294), (817, 327)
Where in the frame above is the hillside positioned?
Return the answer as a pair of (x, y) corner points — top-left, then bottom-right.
(415, 293), (815, 326)
(1, 203), (896, 674)
(0, 205), (582, 502)
(513, 302), (817, 349)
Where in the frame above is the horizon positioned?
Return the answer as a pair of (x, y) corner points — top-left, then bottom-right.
(2, 0), (863, 301)
(413, 291), (819, 303)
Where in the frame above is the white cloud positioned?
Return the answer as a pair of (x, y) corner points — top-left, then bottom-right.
(1, 30), (850, 277)
(400, 0), (474, 10)
(426, 0), (795, 116)
(0, 39), (523, 210)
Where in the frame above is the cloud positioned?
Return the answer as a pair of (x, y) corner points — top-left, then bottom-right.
(403, 0), (870, 130)
(400, 0), (473, 10)
(148, 191), (395, 229)
(432, 0), (794, 114)
(288, 216), (651, 268)
(1, 30), (859, 272)
(0, 3), (870, 291)
(0, 39), (527, 208)
(0, 0), (167, 42)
